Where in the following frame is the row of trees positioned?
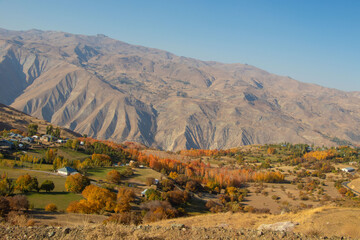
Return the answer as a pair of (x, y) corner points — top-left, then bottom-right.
(0, 173), (55, 196)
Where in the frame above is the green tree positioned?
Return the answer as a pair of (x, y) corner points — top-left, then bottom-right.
(46, 125), (54, 135)
(53, 127), (61, 138)
(27, 124), (38, 136)
(40, 180), (55, 192)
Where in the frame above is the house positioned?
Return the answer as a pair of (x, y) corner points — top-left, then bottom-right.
(342, 167), (355, 173)
(9, 133), (23, 138)
(21, 137), (34, 143)
(57, 139), (67, 143)
(57, 166), (78, 176)
(32, 135), (39, 139)
(141, 189), (148, 197)
(0, 140), (15, 149)
(41, 134), (56, 142)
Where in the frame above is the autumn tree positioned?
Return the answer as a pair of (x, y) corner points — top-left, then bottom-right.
(115, 187), (135, 213)
(67, 185), (116, 214)
(146, 177), (155, 186)
(15, 174), (38, 193)
(65, 173), (90, 193)
(0, 175), (14, 196)
(40, 180), (55, 192)
(106, 170), (121, 184)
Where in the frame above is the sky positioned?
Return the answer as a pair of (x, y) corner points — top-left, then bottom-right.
(0, 0), (359, 91)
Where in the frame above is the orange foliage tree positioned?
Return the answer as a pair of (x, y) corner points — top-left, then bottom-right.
(65, 173), (90, 193)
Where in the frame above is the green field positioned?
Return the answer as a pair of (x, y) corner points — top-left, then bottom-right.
(85, 166), (125, 180)
(26, 192), (82, 210)
(0, 166), (84, 210)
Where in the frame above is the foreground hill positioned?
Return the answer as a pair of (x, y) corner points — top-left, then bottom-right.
(0, 103), (81, 139)
(0, 28), (360, 150)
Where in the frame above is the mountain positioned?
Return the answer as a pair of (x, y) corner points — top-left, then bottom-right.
(0, 103), (81, 139)
(0, 28), (359, 150)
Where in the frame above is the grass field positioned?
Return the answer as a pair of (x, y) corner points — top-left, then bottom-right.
(26, 192), (83, 210)
(85, 166), (125, 180)
(0, 166), (83, 210)
(131, 167), (162, 182)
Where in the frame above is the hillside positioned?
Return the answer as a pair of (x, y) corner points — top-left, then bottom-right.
(0, 102), (81, 139)
(0, 28), (360, 150)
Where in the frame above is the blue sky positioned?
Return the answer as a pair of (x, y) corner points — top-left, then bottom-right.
(0, 0), (359, 91)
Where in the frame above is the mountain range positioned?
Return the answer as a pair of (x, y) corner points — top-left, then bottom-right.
(0, 28), (359, 150)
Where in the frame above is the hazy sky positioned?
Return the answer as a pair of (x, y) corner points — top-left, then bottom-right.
(0, 0), (359, 91)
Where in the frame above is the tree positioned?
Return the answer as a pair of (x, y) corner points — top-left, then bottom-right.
(27, 124), (38, 136)
(46, 125), (54, 135)
(40, 180), (55, 192)
(53, 127), (61, 138)
(15, 174), (38, 193)
(106, 170), (121, 184)
(0, 175), (14, 196)
(115, 188), (135, 213)
(146, 177), (155, 186)
(65, 173), (90, 193)
(67, 185), (116, 214)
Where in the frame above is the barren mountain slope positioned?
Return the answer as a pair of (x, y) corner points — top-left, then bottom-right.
(0, 28), (359, 150)
(0, 103), (81, 139)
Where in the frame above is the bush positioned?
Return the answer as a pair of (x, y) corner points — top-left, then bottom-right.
(40, 180), (55, 192)
(45, 203), (57, 212)
(0, 196), (10, 216)
(141, 200), (178, 223)
(104, 212), (142, 225)
(8, 195), (29, 211)
(7, 211), (28, 226)
(65, 173), (90, 193)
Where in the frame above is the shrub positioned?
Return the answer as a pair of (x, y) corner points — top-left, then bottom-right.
(141, 200), (178, 223)
(45, 203), (57, 212)
(0, 196), (10, 216)
(165, 190), (189, 206)
(8, 195), (29, 211)
(106, 170), (121, 184)
(7, 211), (28, 226)
(104, 212), (142, 225)
(65, 173), (90, 193)
(40, 180), (55, 192)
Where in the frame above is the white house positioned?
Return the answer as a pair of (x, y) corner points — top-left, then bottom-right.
(342, 167), (355, 173)
(57, 166), (78, 176)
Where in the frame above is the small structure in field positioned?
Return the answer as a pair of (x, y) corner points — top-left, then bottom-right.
(41, 135), (56, 142)
(57, 166), (78, 176)
(342, 167), (355, 173)
(57, 139), (67, 143)
(141, 189), (148, 197)
(21, 137), (34, 143)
